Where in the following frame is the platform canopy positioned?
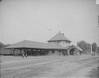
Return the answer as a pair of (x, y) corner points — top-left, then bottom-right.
(5, 40), (68, 50)
(48, 32), (71, 42)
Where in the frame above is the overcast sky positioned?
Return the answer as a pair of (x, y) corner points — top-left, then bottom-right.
(0, 0), (99, 45)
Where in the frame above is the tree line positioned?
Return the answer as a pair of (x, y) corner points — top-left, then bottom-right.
(77, 41), (99, 55)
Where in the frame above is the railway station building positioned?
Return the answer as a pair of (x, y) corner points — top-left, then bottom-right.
(5, 32), (82, 56)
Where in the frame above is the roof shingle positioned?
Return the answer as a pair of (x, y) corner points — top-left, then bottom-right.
(5, 40), (67, 50)
(48, 32), (71, 42)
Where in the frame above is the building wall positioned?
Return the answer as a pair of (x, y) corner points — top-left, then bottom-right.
(48, 41), (70, 47)
(58, 41), (70, 47)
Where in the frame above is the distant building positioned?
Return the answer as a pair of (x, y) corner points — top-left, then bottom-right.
(48, 32), (71, 47)
(68, 45), (82, 55)
(3, 32), (82, 56)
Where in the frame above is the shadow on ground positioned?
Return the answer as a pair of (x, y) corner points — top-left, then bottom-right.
(1, 64), (52, 78)
(88, 66), (99, 78)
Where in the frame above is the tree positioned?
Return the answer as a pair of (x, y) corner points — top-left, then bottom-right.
(77, 41), (91, 54)
(0, 42), (5, 49)
(92, 42), (97, 55)
(92, 42), (97, 52)
(96, 47), (99, 54)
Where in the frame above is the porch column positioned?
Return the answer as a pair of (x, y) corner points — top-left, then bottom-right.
(67, 49), (70, 55)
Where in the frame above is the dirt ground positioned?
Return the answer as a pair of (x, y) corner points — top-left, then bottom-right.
(88, 66), (99, 78)
(0, 55), (99, 78)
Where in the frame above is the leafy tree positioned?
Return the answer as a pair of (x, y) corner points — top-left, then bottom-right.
(0, 42), (5, 49)
(77, 41), (91, 54)
(92, 42), (97, 52)
(96, 47), (99, 54)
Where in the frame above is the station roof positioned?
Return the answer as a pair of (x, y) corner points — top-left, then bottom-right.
(5, 40), (68, 50)
(48, 32), (71, 42)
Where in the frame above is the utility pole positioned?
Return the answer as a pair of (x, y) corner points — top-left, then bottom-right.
(98, 16), (99, 27)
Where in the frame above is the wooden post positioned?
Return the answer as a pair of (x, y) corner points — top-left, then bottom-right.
(91, 44), (93, 56)
(21, 49), (25, 57)
(67, 49), (70, 55)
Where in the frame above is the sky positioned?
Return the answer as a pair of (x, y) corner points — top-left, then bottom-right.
(96, 0), (99, 4)
(0, 0), (99, 45)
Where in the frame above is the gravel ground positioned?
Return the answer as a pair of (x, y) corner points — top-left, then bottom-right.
(0, 55), (99, 78)
(88, 66), (99, 78)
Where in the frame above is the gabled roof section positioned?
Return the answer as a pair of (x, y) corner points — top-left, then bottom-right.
(48, 32), (71, 42)
(69, 45), (83, 51)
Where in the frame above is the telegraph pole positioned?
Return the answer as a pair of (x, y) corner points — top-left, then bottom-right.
(91, 44), (93, 55)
